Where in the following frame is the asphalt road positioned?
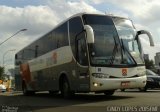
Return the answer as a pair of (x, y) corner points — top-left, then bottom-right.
(0, 89), (160, 112)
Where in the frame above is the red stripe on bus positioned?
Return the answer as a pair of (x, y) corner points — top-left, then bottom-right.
(20, 64), (31, 83)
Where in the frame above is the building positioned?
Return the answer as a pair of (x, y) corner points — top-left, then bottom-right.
(3, 68), (15, 91)
(154, 52), (160, 67)
(144, 54), (149, 60)
(154, 52), (160, 75)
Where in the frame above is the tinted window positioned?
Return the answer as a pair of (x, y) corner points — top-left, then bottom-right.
(34, 22), (69, 57)
(34, 40), (45, 57)
(16, 22), (69, 62)
(83, 14), (113, 25)
(69, 17), (83, 58)
(51, 31), (58, 50)
(56, 22), (68, 48)
(83, 15), (121, 65)
(23, 48), (35, 60)
(77, 35), (88, 66)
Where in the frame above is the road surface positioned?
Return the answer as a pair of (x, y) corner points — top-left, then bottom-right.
(0, 89), (159, 112)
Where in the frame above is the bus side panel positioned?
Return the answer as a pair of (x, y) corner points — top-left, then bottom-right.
(27, 46), (77, 91)
(27, 46), (90, 92)
(29, 58), (90, 92)
(28, 58), (82, 91)
(20, 64), (31, 82)
(20, 63), (33, 90)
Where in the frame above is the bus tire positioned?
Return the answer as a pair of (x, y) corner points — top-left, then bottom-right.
(139, 87), (147, 92)
(60, 77), (73, 98)
(104, 90), (115, 96)
(49, 91), (59, 95)
(22, 81), (35, 96)
(121, 89), (125, 92)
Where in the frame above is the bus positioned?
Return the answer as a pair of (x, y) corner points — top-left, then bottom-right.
(15, 13), (154, 98)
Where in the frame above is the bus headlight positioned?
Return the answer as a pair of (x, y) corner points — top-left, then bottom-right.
(92, 73), (109, 78)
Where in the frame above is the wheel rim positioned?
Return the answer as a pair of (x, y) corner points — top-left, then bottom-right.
(63, 81), (69, 97)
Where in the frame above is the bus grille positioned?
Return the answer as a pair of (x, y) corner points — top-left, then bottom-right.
(109, 75), (139, 78)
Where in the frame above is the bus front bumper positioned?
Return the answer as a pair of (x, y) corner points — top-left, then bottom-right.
(90, 76), (147, 91)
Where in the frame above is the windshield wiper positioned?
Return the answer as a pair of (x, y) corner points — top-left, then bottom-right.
(109, 42), (118, 65)
(120, 39), (137, 66)
(109, 34), (119, 65)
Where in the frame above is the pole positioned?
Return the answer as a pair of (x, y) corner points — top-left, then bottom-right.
(0, 29), (27, 46)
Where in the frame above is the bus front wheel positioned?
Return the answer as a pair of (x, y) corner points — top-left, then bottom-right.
(139, 87), (147, 92)
(60, 77), (74, 98)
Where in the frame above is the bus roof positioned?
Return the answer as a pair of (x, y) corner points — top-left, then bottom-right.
(15, 12), (128, 55)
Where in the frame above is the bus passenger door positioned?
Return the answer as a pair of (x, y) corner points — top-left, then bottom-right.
(76, 33), (90, 91)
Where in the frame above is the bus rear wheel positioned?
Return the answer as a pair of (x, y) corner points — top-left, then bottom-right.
(49, 91), (59, 95)
(104, 90), (115, 96)
(22, 81), (35, 96)
(121, 89), (125, 92)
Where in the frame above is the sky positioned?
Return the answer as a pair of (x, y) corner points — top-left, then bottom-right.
(0, 0), (160, 73)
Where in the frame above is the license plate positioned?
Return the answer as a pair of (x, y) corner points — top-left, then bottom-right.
(121, 81), (130, 88)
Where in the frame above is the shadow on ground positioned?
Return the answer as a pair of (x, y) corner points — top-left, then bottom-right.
(120, 89), (160, 93)
(0, 91), (134, 112)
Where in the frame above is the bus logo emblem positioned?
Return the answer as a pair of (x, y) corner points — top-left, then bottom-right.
(53, 52), (57, 64)
(122, 68), (127, 76)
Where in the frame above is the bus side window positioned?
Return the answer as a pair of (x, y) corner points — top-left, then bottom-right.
(69, 17), (83, 58)
(35, 45), (38, 58)
(77, 33), (88, 66)
(56, 22), (68, 48)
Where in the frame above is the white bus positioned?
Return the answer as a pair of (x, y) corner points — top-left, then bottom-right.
(15, 13), (154, 98)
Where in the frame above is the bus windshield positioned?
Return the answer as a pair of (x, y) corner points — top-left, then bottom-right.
(112, 17), (144, 65)
(83, 14), (143, 66)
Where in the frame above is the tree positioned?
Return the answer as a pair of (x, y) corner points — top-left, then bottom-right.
(0, 66), (4, 80)
(144, 59), (154, 69)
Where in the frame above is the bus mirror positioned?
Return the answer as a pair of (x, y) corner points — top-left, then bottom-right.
(136, 30), (154, 46)
(84, 25), (94, 43)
